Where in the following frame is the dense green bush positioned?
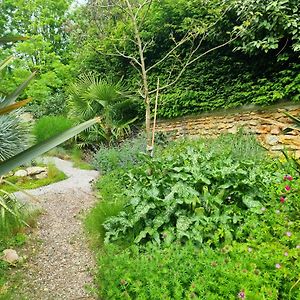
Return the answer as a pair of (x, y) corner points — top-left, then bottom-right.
(103, 135), (278, 246)
(97, 240), (300, 300)
(93, 134), (146, 174)
(73, 0), (300, 119)
(28, 93), (67, 119)
(33, 115), (75, 143)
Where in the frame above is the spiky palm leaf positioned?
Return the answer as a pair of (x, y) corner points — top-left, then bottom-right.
(68, 72), (138, 145)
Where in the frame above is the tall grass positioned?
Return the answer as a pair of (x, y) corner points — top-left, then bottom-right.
(33, 115), (75, 143)
(85, 172), (128, 247)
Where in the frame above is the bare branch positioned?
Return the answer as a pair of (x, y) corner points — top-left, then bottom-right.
(113, 45), (142, 66)
(149, 35), (239, 95)
(146, 32), (192, 73)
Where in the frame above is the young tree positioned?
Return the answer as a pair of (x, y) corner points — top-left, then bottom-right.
(81, 0), (240, 151)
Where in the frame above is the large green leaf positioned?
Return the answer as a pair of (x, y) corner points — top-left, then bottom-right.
(0, 118), (99, 176)
(0, 72), (36, 108)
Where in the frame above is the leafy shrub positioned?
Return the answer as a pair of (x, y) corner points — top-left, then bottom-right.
(97, 239), (300, 300)
(33, 115), (75, 143)
(28, 93), (67, 119)
(93, 134), (146, 174)
(102, 135), (282, 245)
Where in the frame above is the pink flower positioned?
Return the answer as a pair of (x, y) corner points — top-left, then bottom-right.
(284, 252), (288, 256)
(275, 263), (281, 269)
(280, 196), (285, 203)
(286, 231), (292, 237)
(284, 175), (293, 181)
(285, 185), (291, 191)
(238, 290), (246, 299)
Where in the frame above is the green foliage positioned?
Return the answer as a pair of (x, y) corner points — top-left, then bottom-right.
(68, 73), (139, 146)
(97, 240), (300, 300)
(0, 0), (73, 106)
(157, 53), (300, 118)
(72, 0), (300, 119)
(85, 171), (129, 246)
(89, 134), (300, 299)
(33, 115), (75, 143)
(93, 134), (146, 174)
(28, 93), (67, 119)
(102, 134), (274, 246)
(233, 0), (300, 53)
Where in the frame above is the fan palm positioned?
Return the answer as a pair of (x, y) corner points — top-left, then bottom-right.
(68, 73), (138, 146)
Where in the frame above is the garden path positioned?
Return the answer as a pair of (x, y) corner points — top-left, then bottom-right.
(14, 157), (99, 300)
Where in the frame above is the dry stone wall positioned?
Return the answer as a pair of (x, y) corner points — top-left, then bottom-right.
(155, 103), (300, 157)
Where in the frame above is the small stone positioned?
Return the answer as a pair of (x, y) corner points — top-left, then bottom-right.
(265, 135), (279, 146)
(270, 127), (281, 135)
(14, 169), (28, 177)
(26, 166), (47, 176)
(34, 172), (48, 179)
(2, 249), (19, 264)
(256, 125), (270, 134)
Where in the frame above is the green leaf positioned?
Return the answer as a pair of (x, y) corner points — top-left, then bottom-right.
(0, 118), (99, 176)
(242, 195), (262, 209)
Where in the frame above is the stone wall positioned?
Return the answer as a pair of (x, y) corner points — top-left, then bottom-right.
(154, 103), (300, 157)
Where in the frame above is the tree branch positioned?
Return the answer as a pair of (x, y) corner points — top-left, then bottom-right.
(146, 32), (191, 73)
(149, 35), (239, 95)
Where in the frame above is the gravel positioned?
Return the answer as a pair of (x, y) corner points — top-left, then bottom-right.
(14, 157), (99, 300)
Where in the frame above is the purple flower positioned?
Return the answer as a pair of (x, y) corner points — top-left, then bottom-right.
(285, 185), (291, 191)
(286, 231), (292, 237)
(275, 263), (281, 269)
(238, 290), (246, 299)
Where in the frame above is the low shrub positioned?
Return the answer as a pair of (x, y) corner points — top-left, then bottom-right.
(33, 116), (75, 143)
(28, 93), (67, 119)
(93, 134), (146, 174)
(103, 136), (277, 245)
(97, 241), (300, 300)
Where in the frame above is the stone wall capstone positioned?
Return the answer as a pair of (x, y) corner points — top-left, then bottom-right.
(154, 103), (300, 157)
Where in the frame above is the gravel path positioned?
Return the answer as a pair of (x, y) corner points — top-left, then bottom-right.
(15, 157), (99, 300)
